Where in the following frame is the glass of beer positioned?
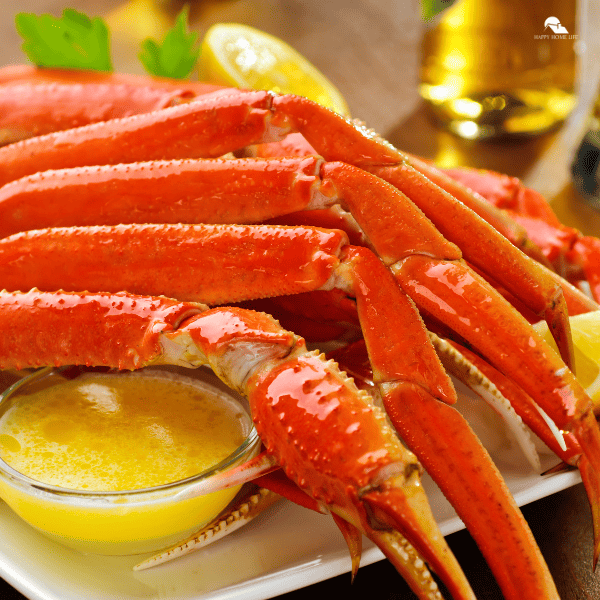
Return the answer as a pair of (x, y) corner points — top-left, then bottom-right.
(420, 0), (579, 139)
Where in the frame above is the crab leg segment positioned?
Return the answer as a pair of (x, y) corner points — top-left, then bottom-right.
(438, 164), (600, 309)
(0, 223), (456, 406)
(0, 157), (325, 238)
(3, 217), (599, 487)
(340, 247), (560, 600)
(0, 223), (345, 305)
(264, 96), (574, 367)
(571, 237), (600, 304)
(314, 164), (600, 482)
(439, 339), (600, 567)
(0, 82), (196, 146)
(242, 342), (472, 600)
(0, 290), (473, 600)
(1, 144), (597, 469)
(0, 88), (577, 369)
(0, 89), (280, 186)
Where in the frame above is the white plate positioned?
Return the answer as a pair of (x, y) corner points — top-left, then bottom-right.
(0, 383), (584, 600)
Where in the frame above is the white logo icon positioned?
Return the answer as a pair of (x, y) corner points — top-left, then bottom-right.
(544, 17), (569, 34)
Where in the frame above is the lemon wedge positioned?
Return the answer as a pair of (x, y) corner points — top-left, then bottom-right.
(199, 23), (350, 116)
(533, 311), (600, 403)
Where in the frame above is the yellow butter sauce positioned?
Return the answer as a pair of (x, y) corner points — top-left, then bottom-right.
(0, 371), (246, 491)
(0, 369), (259, 555)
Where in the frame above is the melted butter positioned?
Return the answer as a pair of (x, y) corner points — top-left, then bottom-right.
(0, 371), (247, 491)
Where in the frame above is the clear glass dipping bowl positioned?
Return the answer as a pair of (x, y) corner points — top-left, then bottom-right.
(0, 365), (260, 556)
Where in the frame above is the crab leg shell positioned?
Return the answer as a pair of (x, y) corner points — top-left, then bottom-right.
(263, 96), (574, 367)
(0, 89), (282, 187)
(134, 486), (281, 571)
(0, 88), (575, 369)
(402, 154), (553, 266)
(316, 164), (600, 469)
(0, 223), (345, 305)
(0, 145), (595, 467)
(437, 164), (600, 309)
(396, 256), (595, 438)
(0, 290), (205, 371)
(0, 223), (456, 406)
(0, 290), (474, 600)
(0, 82), (197, 146)
(438, 340), (600, 568)
(570, 236), (600, 305)
(246, 351), (472, 600)
(364, 162), (575, 370)
(441, 340), (580, 464)
(0, 157), (325, 239)
(341, 246), (560, 600)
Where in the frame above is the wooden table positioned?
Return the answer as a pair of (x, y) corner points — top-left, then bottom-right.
(1, 0), (600, 598)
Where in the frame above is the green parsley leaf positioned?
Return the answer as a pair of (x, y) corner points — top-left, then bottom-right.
(139, 8), (200, 79)
(15, 9), (112, 72)
(421, 0), (457, 21)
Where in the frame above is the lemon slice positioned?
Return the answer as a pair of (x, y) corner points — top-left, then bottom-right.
(533, 311), (600, 403)
(199, 23), (350, 116)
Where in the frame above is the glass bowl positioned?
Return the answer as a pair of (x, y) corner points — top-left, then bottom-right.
(0, 366), (260, 556)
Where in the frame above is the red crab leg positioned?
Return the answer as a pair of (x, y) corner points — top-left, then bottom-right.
(0, 155), (597, 472)
(440, 164), (600, 307)
(0, 89), (279, 186)
(0, 67), (227, 146)
(313, 164), (600, 458)
(569, 237), (600, 304)
(1, 95), (597, 471)
(336, 246), (559, 599)
(0, 83), (197, 146)
(0, 223), (454, 405)
(262, 96), (576, 368)
(442, 340), (600, 568)
(0, 224), (560, 599)
(0, 87), (576, 368)
(0, 289), (473, 600)
(0, 157), (325, 238)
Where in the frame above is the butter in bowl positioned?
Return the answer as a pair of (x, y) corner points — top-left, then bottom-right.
(0, 366), (261, 556)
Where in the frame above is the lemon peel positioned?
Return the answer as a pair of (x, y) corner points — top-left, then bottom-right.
(199, 23), (349, 116)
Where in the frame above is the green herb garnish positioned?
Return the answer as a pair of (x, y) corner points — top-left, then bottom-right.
(15, 9), (112, 71)
(421, 0), (457, 21)
(139, 8), (200, 79)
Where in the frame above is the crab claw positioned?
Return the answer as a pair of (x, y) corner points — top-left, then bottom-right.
(0, 289), (474, 600)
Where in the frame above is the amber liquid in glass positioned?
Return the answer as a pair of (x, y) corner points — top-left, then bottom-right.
(420, 0), (578, 139)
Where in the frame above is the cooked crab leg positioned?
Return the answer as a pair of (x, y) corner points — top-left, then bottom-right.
(440, 164), (600, 307)
(0, 89), (573, 370)
(262, 95), (575, 366)
(0, 289), (473, 600)
(340, 246), (560, 599)
(0, 223), (455, 404)
(439, 340), (600, 568)
(0, 157), (325, 238)
(0, 141), (596, 464)
(1, 161), (598, 466)
(0, 83), (197, 146)
(0, 223), (561, 599)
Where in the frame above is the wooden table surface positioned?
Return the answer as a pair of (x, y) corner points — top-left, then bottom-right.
(1, 0), (600, 599)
